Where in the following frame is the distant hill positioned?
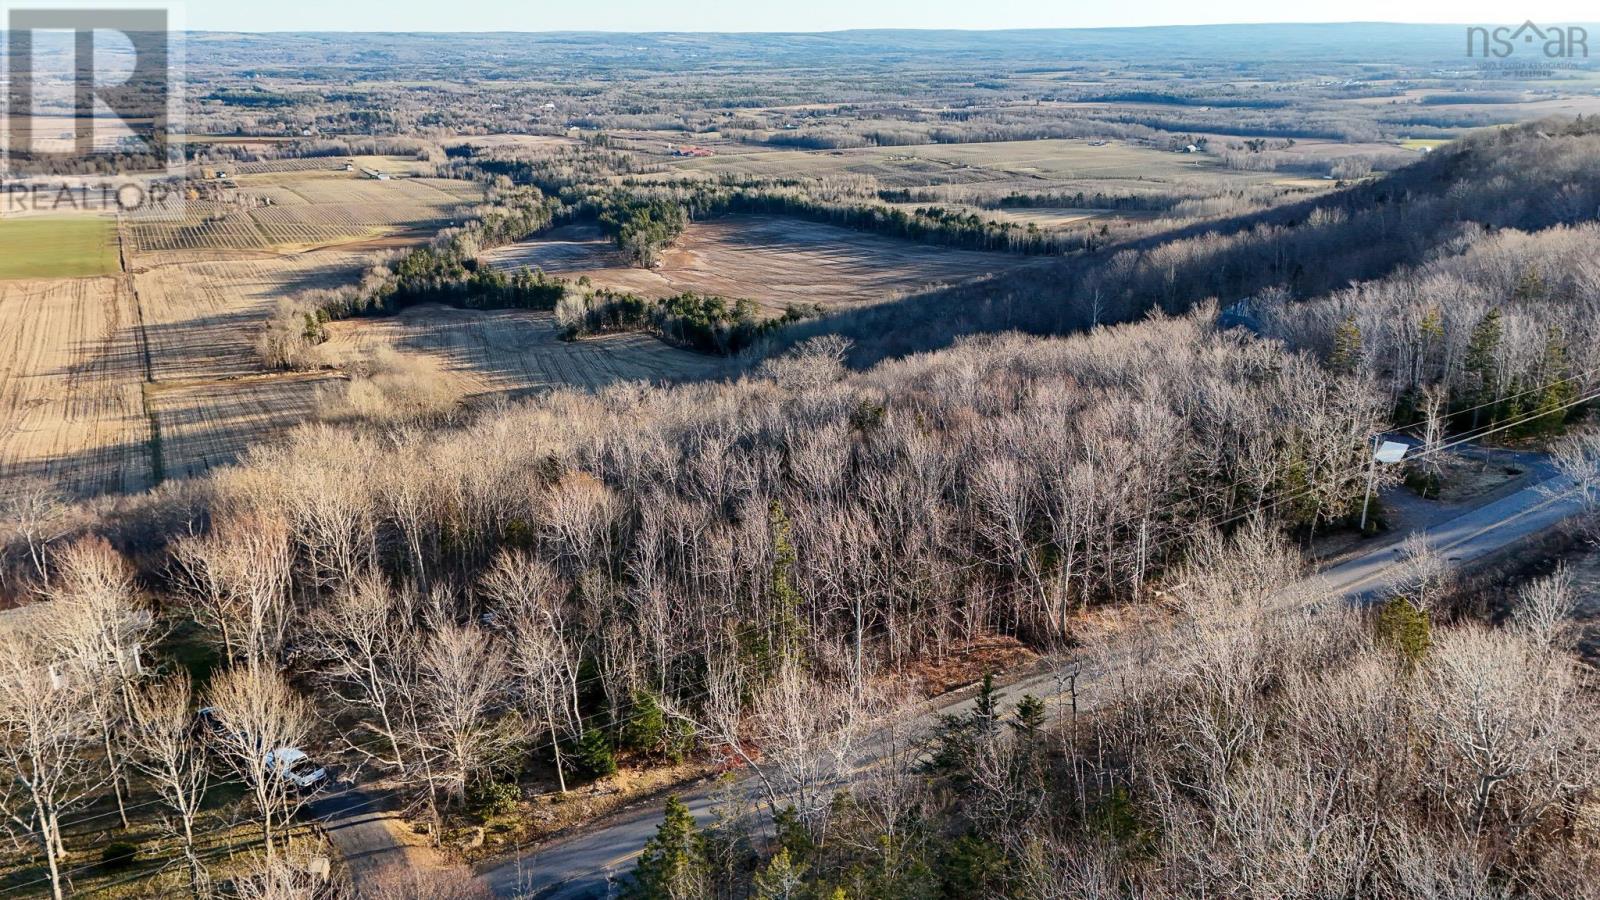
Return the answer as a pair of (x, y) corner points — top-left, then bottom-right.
(780, 116), (1600, 364)
(161, 23), (1582, 75)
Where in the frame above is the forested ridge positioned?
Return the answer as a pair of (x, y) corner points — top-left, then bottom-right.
(779, 118), (1600, 377)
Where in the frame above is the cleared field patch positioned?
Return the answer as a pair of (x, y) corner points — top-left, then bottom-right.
(127, 173), (482, 255)
(903, 140), (1219, 181)
(661, 139), (1266, 191)
(0, 247), (373, 498)
(0, 277), (151, 498)
(487, 216), (1042, 312)
(345, 155), (438, 177)
(134, 250), (371, 381)
(0, 250), (370, 494)
(324, 304), (723, 400)
(115, 246), (716, 492)
(443, 134), (579, 153)
(0, 217), (120, 280)
(148, 373), (339, 482)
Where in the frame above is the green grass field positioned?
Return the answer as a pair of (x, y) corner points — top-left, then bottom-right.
(0, 216), (120, 279)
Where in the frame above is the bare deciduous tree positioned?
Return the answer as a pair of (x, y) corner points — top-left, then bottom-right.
(205, 665), (314, 858)
(706, 661), (874, 836)
(306, 573), (416, 774)
(1417, 625), (1579, 837)
(126, 673), (211, 897)
(758, 335), (851, 392)
(413, 622), (516, 808)
(1395, 533), (1452, 614)
(1511, 565), (1579, 656)
(0, 634), (106, 900)
(170, 513), (294, 663)
(484, 551), (582, 793)
(37, 538), (151, 829)
(1416, 384), (1450, 490)
(1551, 428), (1600, 538)
(0, 479), (67, 587)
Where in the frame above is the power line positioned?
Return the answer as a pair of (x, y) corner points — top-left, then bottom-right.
(5, 784), (381, 896)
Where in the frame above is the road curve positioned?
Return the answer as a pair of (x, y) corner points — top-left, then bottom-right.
(480, 474), (1583, 899)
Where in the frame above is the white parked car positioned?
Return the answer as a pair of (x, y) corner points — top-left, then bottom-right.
(264, 748), (327, 791)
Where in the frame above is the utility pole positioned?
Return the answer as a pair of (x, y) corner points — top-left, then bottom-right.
(1360, 435), (1380, 533)
(1361, 437), (1411, 533)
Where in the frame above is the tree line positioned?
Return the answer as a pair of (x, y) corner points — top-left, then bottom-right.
(556, 290), (823, 355)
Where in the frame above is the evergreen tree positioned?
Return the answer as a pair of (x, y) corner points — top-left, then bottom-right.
(1529, 327), (1578, 434)
(767, 500), (807, 666)
(752, 848), (808, 900)
(572, 727), (618, 781)
(971, 673), (1002, 737)
(739, 500), (808, 684)
(1513, 267), (1548, 302)
(1464, 308), (1504, 427)
(1010, 693), (1050, 788)
(772, 806), (817, 865)
(938, 834), (1007, 898)
(628, 796), (710, 900)
(622, 690), (667, 756)
(1329, 314), (1363, 376)
(1010, 694), (1047, 743)
(1375, 596), (1431, 669)
(930, 674), (1003, 777)
(1410, 306), (1445, 388)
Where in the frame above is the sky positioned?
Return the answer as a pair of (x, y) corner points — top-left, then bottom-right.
(177, 1), (1600, 33)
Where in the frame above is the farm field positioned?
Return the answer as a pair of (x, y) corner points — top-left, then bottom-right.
(487, 216), (1043, 311)
(128, 171), (482, 254)
(442, 134), (578, 152)
(147, 373), (340, 482)
(657, 138), (1290, 190)
(0, 277), (151, 497)
(325, 304), (723, 400)
(638, 134), (1387, 202)
(132, 250), (372, 380)
(345, 154), (441, 176)
(0, 168), (730, 500)
(1, 243), (718, 498)
(0, 217), (121, 280)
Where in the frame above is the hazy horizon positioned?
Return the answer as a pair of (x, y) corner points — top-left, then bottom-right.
(165, 0), (1600, 34)
(177, 21), (1596, 34)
